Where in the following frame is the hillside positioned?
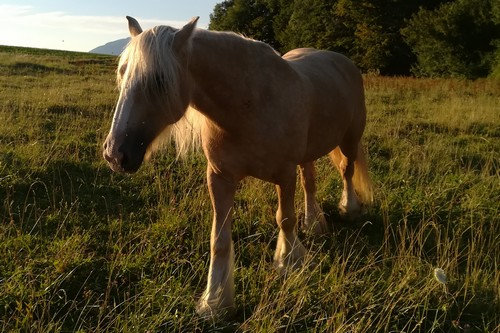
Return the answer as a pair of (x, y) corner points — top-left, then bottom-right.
(0, 45), (498, 332)
(89, 38), (130, 56)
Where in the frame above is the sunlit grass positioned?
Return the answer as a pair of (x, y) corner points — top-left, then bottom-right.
(0, 45), (498, 332)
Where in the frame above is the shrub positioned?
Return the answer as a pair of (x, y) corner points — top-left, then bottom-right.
(402, 0), (498, 78)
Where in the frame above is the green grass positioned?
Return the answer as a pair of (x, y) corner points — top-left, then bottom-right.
(0, 45), (498, 332)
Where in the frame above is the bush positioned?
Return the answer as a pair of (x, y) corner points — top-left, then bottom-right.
(402, 0), (498, 78)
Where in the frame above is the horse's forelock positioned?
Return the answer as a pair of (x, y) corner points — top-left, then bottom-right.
(117, 26), (181, 103)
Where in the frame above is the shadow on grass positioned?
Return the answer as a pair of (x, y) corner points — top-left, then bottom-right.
(321, 200), (385, 251)
(0, 159), (148, 237)
(69, 58), (116, 66)
(0, 159), (157, 330)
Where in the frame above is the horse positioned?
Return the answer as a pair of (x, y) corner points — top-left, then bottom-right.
(103, 16), (373, 317)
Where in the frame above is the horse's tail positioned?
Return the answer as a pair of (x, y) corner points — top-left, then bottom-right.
(353, 142), (374, 205)
(330, 143), (374, 205)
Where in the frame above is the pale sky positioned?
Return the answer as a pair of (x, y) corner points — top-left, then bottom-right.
(0, 0), (220, 52)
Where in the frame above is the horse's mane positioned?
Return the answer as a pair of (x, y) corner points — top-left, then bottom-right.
(118, 25), (179, 104)
(199, 29), (281, 57)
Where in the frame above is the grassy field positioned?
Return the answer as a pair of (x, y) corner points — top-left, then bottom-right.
(0, 45), (498, 332)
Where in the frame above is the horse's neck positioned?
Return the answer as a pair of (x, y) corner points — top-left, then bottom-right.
(187, 30), (282, 128)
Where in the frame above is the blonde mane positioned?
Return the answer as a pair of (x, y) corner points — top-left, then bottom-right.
(118, 25), (204, 159)
(118, 26), (179, 102)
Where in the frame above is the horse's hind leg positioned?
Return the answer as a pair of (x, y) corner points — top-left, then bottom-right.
(329, 143), (362, 217)
(274, 167), (306, 273)
(299, 162), (328, 234)
(197, 166), (236, 317)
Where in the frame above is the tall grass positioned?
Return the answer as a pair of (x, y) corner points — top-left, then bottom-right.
(0, 46), (498, 332)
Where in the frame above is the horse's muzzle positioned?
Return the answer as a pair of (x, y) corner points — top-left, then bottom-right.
(103, 139), (125, 173)
(103, 134), (144, 173)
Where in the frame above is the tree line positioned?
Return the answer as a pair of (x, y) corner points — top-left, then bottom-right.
(209, 0), (499, 78)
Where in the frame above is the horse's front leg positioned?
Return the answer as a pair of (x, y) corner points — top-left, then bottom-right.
(197, 166), (237, 317)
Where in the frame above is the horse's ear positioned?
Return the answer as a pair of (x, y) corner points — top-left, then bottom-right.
(126, 16), (143, 37)
(174, 16), (199, 49)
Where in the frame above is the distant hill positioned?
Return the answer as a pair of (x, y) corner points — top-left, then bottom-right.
(89, 38), (130, 56)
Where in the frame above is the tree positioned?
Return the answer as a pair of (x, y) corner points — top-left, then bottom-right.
(209, 0), (279, 49)
(276, 0), (338, 52)
(330, 0), (452, 74)
(208, 0), (498, 77)
(402, 0), (498, 78)
(215, 0), (452, 74)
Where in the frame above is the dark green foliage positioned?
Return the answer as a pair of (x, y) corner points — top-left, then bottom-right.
(402, 0), (499, 78)
(209, 0), (279, 48)
(209, 0), (498, 77)
(277, 0), (399, 73)
(328, 0), (443, 74)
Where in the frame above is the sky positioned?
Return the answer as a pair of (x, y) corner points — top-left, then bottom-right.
(0, 0), (220, 52)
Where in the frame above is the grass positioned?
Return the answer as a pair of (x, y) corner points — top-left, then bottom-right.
(0, 45), (498, 332)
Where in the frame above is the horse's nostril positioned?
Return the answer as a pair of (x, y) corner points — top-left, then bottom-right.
(104, 152), (113, 163)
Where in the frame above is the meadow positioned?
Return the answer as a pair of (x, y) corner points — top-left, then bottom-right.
(0, 45), (498, 332)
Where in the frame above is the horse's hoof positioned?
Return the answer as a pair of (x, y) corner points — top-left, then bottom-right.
(273, 240), (307, 276)
(273, 259), (303, 277)
(196, 299), (235, 320)
(338, 202), (362, 219)
(302, 214), (328, 235)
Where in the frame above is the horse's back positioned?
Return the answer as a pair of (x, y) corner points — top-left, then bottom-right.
(283, 48), (361, 85)
(282, 48), (366, 162)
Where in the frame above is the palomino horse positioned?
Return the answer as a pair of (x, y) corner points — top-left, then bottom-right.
(103, 16), (373, 316)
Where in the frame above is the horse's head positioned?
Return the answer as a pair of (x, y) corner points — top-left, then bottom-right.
(103, 16), (198, 173)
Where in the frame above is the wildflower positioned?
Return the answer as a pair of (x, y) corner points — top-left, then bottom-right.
(434, 268), (447, 284)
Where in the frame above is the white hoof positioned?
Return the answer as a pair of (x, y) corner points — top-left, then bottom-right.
(273, 231), (307, 274)
(302, 206), (328, 235)
(196, 292), (234, 319)
(338, 190), (361, 218)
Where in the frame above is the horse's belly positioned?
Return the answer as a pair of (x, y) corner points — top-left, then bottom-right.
(204, 146), (295, 184)
(201, 124), (300, 183)
(300, 102), (353, 162)
(301, 127), (345, 163)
